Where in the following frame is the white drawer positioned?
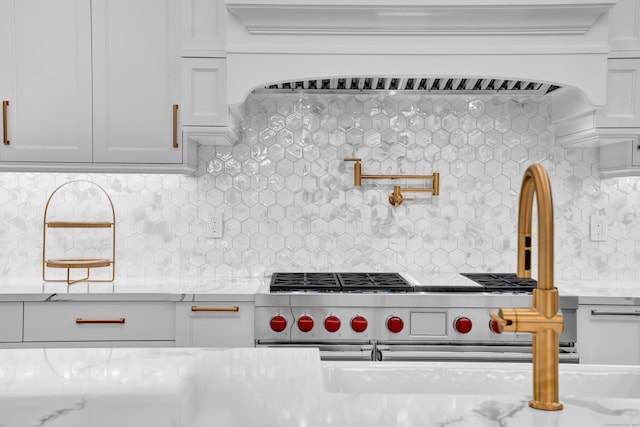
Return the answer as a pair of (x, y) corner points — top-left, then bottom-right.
(0, 302), (23, 342)
(24, 301), (175, 342)
(175, 301), (254, 347)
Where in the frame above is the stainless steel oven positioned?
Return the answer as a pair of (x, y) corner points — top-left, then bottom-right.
(254, 272), (579, 363)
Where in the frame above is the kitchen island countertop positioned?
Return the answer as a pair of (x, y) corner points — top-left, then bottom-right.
(0, 347), (638, 427)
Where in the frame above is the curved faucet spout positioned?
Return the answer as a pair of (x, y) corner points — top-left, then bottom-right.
(517, 163), (554, 290)
(490, 163), (563, 411)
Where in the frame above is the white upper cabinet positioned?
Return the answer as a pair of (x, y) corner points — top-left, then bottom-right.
(92, 0), (182, 164)
(181, 0), (226, 57)
(596, 58), (640, 128)
(608, 0), (640, 57)
(0, 0), (197, 172)
(0, 0), (93, 162)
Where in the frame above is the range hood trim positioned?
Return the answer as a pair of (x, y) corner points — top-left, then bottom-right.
(226, 0), (616, 36)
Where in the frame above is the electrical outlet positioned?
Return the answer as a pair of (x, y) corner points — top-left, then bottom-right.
(590, 215), (607, 241)
(210, 213), (223, 238)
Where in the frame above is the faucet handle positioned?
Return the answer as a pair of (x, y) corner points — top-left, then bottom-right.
(489, 312), (509, 333)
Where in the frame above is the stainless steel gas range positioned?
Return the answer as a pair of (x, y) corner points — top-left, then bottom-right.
(254, 272), (578, 362)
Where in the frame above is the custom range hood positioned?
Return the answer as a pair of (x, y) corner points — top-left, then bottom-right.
(224, 0), (618, 139)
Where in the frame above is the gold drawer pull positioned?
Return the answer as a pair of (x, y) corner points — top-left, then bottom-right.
(2, 100), (9, 145)
(191, 306), (239, 312)
(76, 317), (125, 324)
(173, 104), (179, 148)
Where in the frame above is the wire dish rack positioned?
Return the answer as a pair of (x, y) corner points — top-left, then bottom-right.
(42, 181), (115, 285)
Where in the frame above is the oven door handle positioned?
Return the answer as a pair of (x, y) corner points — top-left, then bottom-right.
(319, 350), (373, 361)
(377, 350), (579, 363)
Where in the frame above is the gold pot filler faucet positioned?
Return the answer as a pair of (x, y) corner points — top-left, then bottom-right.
(490, 163), (564, 411)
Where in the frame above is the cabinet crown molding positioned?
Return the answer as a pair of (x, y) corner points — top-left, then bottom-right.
(226, 0), (616, 36)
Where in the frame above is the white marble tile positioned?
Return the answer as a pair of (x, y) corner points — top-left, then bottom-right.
(0, 94), (639, 287)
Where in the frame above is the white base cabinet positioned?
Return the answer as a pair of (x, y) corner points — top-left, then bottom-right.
(577, 305), (640, 365)
(175, 301), (254, 347)
(0, 302), (23, 342)
(23, 301), (175, 347)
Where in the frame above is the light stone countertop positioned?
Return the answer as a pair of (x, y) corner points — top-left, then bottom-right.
(0, 347), (638, 427)
(0, 277), (267, 302)
(0, 274), (637, 305)
(558, 279), (640, 305)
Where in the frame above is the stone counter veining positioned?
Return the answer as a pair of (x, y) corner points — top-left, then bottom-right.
(0, 347), (639, 427)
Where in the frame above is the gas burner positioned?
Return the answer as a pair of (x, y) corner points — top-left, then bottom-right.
(270, 272), (341, 292)
(338, 273), (412, 292)
(460, 273), (538, 292)
(269, 272), (413, 293)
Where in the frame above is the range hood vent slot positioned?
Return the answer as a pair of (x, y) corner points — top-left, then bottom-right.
(263, 77), (561, 95)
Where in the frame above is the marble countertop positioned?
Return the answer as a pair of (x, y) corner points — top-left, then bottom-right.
(0, 274), (637, 305)
(0, 277), (267, 302)
(0, 347), (638, 427)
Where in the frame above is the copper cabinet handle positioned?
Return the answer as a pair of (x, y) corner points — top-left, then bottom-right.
(173, 104), (179, 148)
(191, 306), (239, 312)
(76, 317), (126, 324)
(2, 100), (9, 145)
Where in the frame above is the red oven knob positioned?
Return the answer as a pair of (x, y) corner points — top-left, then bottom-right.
(387, 316), (404, 333)
(324, 315), (341, 333)
(351, 315), (368, 333)
(454, 316), (473, 334)
(489, 318), (502, 334)
(270, 315), (287, 332)
(297, 315), (314, 332)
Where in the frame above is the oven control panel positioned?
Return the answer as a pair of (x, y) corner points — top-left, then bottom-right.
(254, 306), (569, 344)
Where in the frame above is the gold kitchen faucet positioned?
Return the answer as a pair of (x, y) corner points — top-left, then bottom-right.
(490, 163), (564, 411)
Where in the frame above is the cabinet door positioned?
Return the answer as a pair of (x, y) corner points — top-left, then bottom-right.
(181, 0), (226, 56)
(181, 58), (228, 126)
(578, 305), (640, 365)
(596, 58), (640, 128)
(92, 0), (182, 164)
(175, 301), (254, 347)
(0, 0), (92, 162)
(608, 0), (640, 55)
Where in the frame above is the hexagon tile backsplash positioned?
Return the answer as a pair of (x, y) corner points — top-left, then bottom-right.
(1, 93), (640, 282)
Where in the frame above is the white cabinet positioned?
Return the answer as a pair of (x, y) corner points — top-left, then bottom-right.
(599, 138), (640, 177)
(181, 0), (226, 57)
(608, 0), (640, 56)
(0, 0), (197, 172)
(0, 302), (22, 343)
(0, 0), (93, 163)
(180, 0), (237, 146)
(181, 58), (228, 127)
(175, 301), (254, 347)
(596, 58), (640, 128)
(578, 304), (640, 365)
(92, 0), (183, 164)
(23, 301), (175, 347)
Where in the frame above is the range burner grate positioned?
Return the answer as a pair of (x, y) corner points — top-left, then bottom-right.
(460, 273), (538, 292)
(338, 272), (412, 292)
(270, 272), (341, 292)
(270, 272), (413, 293)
